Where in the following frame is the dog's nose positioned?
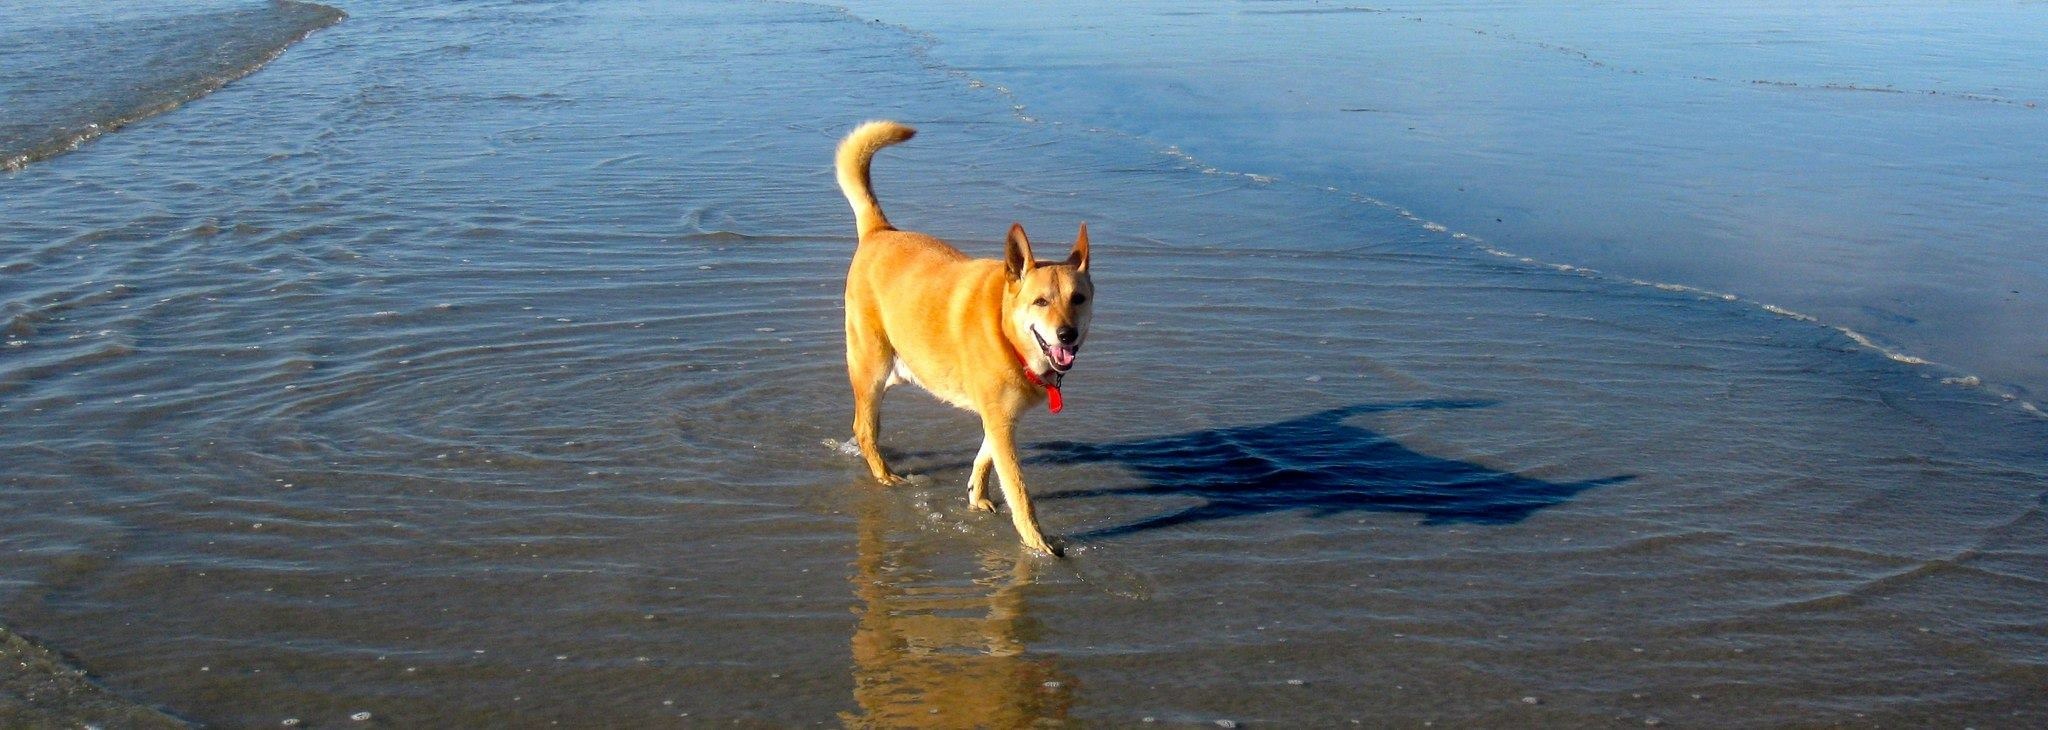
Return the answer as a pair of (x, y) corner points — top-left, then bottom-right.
(1056, 326), (1077, 345)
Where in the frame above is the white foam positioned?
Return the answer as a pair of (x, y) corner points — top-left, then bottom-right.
(1758, 304), (1814, 322)
(1838, 329), (1929, 365)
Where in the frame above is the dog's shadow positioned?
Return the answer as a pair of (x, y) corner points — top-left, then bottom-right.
(1029, 401), (1630, 540)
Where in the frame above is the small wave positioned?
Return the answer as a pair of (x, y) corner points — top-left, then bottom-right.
(1834, 328), (1930, 365)
(673, 230), (812, 243)
(0, 2), (345, 172)
(1121, 129), (2035, 412)
(1715, 77), (2039, 108)
(0, 341), (138, 397)
(1766, 553), (2048, 614)
(1244, 7), (1388, 16)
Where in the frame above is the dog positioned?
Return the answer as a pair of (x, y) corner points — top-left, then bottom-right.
(834, 120), (1093, 556)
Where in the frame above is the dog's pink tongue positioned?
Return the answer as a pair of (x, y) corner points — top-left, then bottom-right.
(1049, 345), (1076, 369)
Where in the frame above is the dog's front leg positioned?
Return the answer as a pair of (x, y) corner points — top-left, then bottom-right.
(979, 411), (1056, 555)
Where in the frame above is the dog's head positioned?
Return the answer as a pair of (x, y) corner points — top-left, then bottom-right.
(1002, 222), (1093, 380)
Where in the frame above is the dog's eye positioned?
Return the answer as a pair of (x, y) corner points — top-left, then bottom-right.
(1032, 297), (1049, 307)
(1071, 294), (1087, 306)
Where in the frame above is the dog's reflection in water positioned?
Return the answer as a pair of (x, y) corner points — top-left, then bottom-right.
(841, 488), (1072, 728)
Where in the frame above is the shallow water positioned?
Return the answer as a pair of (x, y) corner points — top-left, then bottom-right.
(2, 0), (2046, 726)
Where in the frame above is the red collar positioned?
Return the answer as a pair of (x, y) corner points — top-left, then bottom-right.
(1011, 345), (1063, 414)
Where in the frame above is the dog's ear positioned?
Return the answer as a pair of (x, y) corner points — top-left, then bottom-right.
(1004, 223), (1036, 281)
(1066, 222), (1090, 273)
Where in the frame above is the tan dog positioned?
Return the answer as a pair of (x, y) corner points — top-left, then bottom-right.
(835, 120), (1093, 556)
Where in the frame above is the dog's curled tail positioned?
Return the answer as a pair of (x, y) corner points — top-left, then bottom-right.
(835, 120), (916, 238)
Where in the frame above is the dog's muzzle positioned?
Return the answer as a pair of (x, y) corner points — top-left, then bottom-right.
(1033, 327), (1079, 374)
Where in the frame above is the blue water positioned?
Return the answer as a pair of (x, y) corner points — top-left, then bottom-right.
(1, 0), (2045, 726)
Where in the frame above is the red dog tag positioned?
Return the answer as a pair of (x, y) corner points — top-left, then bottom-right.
(1012, 347), (1065, 414)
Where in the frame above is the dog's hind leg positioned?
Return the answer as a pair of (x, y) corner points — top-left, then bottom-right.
(846, 334), (903, 485)
(966, 436), (996, 512)
(850, 369), (903, 484)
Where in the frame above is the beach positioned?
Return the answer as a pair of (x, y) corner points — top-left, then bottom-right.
(2, 0), (2045, 726)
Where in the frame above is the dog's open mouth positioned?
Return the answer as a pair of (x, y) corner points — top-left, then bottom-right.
(1033, 328), (1078, 374)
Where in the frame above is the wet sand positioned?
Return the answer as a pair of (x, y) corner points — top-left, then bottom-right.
(1, 625), (186, 728)
(2, 0), (2045, 726)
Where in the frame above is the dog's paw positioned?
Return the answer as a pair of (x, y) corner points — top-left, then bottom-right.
(969, 497), (996, 512)
(1022, 536), (1064, 558)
